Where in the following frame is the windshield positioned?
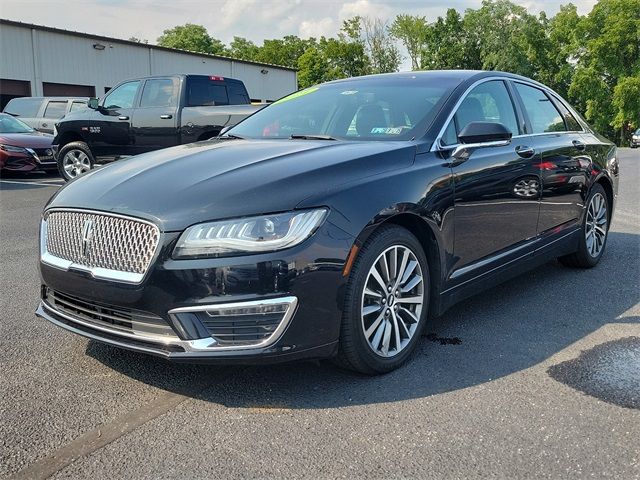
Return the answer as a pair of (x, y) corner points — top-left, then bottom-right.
(0, 114), (35, 133)
(228, 77), (459, 141)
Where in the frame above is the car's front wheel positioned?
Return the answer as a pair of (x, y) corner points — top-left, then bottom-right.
(336, 225), (430, 374)
(559, 183), (609, 268)
(57, 141), (94, 181)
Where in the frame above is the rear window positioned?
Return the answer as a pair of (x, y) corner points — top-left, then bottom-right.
(514, 83), (566, 134)
(70, 101), (87, 112)
(228, 81), (250, 105)
(187, 77), (229, 106)
(4, 97), (42, 117)
(141, 78), (177, 107)
(43, 101), (68, 119)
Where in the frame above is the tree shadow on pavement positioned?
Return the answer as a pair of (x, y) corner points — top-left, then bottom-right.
(86, 231), (640, 409)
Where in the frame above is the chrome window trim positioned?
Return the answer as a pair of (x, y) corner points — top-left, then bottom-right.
(168, 296), (299, 352)
(40, 207), (162, 285)
(431, 76), (586, 153)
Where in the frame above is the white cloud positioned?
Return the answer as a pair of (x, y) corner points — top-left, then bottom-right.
(299, 17), (336, 39)
(0, 0), (601, 48)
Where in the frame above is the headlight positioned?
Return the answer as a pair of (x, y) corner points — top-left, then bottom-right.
(173, 208), (328, 259)
(0, 144), (28, 154)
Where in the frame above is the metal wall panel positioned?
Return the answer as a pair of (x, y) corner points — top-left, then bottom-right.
(0, 22), (298, 102)
(0, 24), (34, 81)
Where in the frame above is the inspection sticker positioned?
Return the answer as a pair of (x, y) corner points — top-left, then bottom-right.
(370, 127), (403, 135)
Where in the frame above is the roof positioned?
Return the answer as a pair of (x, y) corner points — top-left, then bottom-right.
(0, 18), (297, 72)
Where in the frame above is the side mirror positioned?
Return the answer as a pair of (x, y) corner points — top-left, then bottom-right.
(451, 122), (512, 163)
(87, 98), (99, 110)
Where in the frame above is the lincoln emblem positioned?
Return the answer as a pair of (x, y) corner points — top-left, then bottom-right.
(81, 219), (94, 258)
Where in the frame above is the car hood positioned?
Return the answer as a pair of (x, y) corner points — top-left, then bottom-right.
(0, 132), (54, 148)
(47, 139), (416, 231)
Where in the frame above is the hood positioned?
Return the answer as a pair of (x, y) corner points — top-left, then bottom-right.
(47, 139), (415, 231)
(0, 132), (54, 148)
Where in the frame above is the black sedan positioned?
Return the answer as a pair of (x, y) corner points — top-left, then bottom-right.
(36, 71), (618, 374)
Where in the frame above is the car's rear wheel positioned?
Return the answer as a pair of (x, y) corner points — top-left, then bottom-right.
(559, 183), (609, 268)
(57, 141), (94, 181)
(335, 225), (430, 374)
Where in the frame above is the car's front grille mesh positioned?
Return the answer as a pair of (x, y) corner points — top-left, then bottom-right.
(45, 210), (160, 275)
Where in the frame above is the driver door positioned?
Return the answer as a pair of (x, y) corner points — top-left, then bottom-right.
(445, 80), (541, 281)
(91, 80), (141, 157)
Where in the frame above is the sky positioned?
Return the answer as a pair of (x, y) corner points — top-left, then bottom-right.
(1, 0), (598, 54)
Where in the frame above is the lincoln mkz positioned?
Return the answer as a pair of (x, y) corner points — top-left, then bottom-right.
(37, 71), (618, 374)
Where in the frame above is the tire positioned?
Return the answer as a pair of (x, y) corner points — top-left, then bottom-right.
(57, 141), (94, 181)
(559, 183), (609, 268)
(335, 225), (430, 374)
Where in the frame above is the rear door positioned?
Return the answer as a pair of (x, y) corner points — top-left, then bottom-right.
(510, 81), (591, 236)
(92, 80), (141, 156)
(445, 79), (541, 280)
(131, 77), (179, 152)
(40, 100), (68, 133)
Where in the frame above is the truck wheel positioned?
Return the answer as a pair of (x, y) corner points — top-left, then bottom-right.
(57, 141), (94, 181)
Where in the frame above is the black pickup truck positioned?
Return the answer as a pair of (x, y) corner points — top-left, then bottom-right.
(53, 74), (262, 180)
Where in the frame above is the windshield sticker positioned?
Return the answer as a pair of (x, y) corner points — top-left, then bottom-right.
(340, 90), (358, 95)
(371, 127), (403, 135)
(273, 87), (319, 105)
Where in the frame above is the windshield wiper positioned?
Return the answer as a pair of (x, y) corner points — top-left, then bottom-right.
(290, 134), (338, 141)
(217, 133), (246, 140)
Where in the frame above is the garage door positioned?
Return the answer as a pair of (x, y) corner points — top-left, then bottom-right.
(0, 79), (31, 110)
(43, 82), (95, 97)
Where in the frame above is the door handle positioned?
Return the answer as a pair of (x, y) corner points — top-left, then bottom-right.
(160, 114), (173, 119)
(515, 145), (535, 158)
(118, 115), (129, 121)
(572, 140), (586, 151)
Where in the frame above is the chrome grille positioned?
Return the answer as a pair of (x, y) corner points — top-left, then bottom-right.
(43, 210), (160, 279)
(44, 288), (177, 339)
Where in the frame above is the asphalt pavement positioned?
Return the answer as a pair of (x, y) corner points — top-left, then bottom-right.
(1, 149), (638, 479)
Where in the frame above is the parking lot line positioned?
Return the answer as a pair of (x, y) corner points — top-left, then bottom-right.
(9, 391), (189, 480)
(0, 179), (63, 187)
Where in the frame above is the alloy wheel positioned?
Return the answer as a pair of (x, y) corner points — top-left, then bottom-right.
(361, 245), (425, 358)
(513, 178), (540, 198)
(585, 192), (607, 258)
(62, 150), (91, 178)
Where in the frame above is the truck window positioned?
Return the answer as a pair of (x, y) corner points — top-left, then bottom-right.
(70, 101), (87, 112)
(102, 81), (140, 109)
(43, 101), (68, 119)
(140, 79), (177, 108)
(4, 97), (42, 117)
(228, 81), (250, 105)
(187, 77), (229, 106)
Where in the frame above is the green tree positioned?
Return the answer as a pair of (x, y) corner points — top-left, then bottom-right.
(389, 15), (428, 70)
(298, 47), (331, 88)
(228, 37), (260, 61)
(568, 0), (640, 142)
(546, 4), (581, 98)
(613, 76), (640, 132)
(421, 9), (481, 70)
(255, 35), (317, 68)
(157, 24), (226, 55)
(361, 17), (402, 74)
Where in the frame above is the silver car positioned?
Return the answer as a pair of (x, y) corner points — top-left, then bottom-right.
(3, 97), (88, 134)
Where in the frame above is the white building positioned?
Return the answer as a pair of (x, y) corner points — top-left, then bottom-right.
(0, 19), (298, 108)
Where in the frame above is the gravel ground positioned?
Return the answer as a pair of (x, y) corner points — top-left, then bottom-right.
(1, 149), (638, 479)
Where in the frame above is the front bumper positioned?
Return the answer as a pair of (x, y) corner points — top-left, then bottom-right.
(37, 221), (354, 363)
